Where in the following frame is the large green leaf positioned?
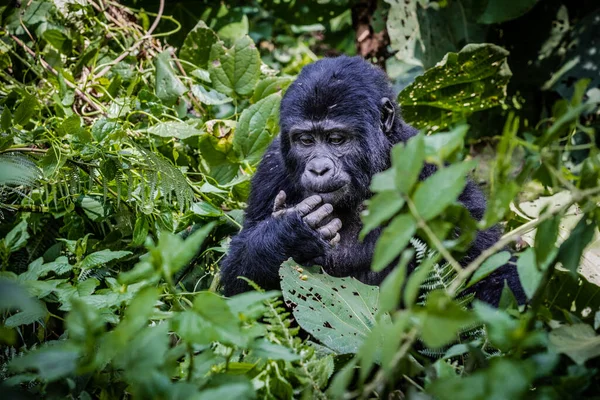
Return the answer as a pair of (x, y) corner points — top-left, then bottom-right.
(359, 190), (405, 240)
(412, 161), (476, 221)
(209, 36), (261, 97)
(179, 20), (219, 69)
(418, 290), (478, 349)
(146, 121), (205, 140)
(398, 44), (512, 132)
(232, 93), (281, 164)
(372, 214), (417, 272)
(549, 324), (600, 365)
(80, 250), (131, 270)
(155, 50), (187, 106)
(478, 0), (540, 24)
(280, 259), (389, 354)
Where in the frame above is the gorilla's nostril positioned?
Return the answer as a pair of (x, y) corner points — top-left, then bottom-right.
(310, 166), (331, 176)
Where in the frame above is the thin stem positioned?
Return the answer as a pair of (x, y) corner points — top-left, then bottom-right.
(405, 197), (463, 274)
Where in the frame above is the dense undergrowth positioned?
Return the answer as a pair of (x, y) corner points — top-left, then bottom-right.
(0, 0), (600, 399)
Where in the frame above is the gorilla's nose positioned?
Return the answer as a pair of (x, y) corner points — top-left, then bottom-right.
(308, 158), (333, 177)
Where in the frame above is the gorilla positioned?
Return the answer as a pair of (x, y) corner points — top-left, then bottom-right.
(220, 56), (525, 305)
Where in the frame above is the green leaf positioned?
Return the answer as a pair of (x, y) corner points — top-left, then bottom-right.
(419, 290), (478, 349)
(251, 339), (300, 361)
(146, 121), (205, 140)
(155, 50), (187, 105)
(372, 214), (417, 272)
(179, 20), (219, 69)
(398, 44), (512, 132)
(549, 324), (600, 365)
(4, 219), (29, 252)
(466, 251), (511, 288)
(412, 161), (476, 221)
(232, 93), (281, 164)
(359, 190), (405, 240)
(9, 343), (80, 382)
(13, 94), (38, 126)
(80, 250), (131, 270)
(190, 201), (223, 217)
(404, 256), (437, 307)
(173, 292), (244, 346)
(252, 77), (292, 102)
(42, 29), (72, 54)
(209, 36), (261, 97)
(557, 215), (597, 274)
(80, 196), (105, 221)
(423, 124), (469, 164)
(120, 222), (215, 284)
(535, 213), (562, 268)
(392, 133), (425, 194)
(191, 85), (233, 105)
(428, 358), (535, 400)
(378, 251), (412, 314)
(478, 0), (540, 24)
(280, 259), (388, 354)
(516, 248), (542, 300)
(0, 154), (41, 187)
(0, 280), (48, 327)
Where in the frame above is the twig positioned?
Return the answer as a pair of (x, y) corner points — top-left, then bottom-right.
(9, 35), (105, 114)
(94, 0), (165, 78)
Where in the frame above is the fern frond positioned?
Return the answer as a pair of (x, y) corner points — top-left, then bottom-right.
(0, 153), (41, 187)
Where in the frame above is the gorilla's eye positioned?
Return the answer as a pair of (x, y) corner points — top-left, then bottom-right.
(328, 134), (345, 145)
(299, 135), (315, 146)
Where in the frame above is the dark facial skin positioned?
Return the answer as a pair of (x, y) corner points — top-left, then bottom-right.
(288, 119), (354, 205)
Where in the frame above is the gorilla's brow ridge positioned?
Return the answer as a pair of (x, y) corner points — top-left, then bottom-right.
(288, 119), (355, 137)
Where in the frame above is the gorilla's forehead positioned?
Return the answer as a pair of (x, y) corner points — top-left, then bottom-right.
(288, 119), (357, 137)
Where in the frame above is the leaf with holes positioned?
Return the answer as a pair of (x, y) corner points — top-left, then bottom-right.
(179, 20), (219, 69)
(398, 44), (512, 133)
(280, 259), (390, 354)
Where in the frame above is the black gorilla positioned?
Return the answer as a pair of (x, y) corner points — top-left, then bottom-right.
(220, 56), (525, 305)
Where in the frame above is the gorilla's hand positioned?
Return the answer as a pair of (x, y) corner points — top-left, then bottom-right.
(272, 190), (342, 245)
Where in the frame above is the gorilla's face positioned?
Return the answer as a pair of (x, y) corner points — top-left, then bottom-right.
(287, 119), (355, 205)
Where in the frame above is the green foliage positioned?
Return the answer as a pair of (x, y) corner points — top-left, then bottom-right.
(1, 0), (600, 398)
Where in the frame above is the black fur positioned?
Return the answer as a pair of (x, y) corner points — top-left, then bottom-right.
(220, 56), (525, 306)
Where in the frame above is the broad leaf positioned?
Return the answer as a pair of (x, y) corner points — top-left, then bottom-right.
(412, 161), (476, 221)
(191, 85), (233, 105)
(372, 214), (417, 272)
(398, 44), (512, 132)
(155, 51), (186, 105)
(392, 133), (425, 194)
(209, 36), (261, 97)
(467, 251), (511, 288)
(146, 121), (205, 140)
(549, 324), (600, 365)
(360, 190), (405, 239)
(80, 250), (131, 270)
(280, 259), (389, 354)
(232, 93), (281, 164)
(179, 20), (219, 69)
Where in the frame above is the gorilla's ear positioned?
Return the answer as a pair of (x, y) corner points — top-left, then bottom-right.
(380, 97), (395, 134)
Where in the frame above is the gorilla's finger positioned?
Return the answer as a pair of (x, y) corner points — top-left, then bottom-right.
(318, 218), (342, 239)
(273, 190), (287, 212)
(303, 203), (333, 228)
(295, 195), (323, 217)
(330, 233), (341, 246)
